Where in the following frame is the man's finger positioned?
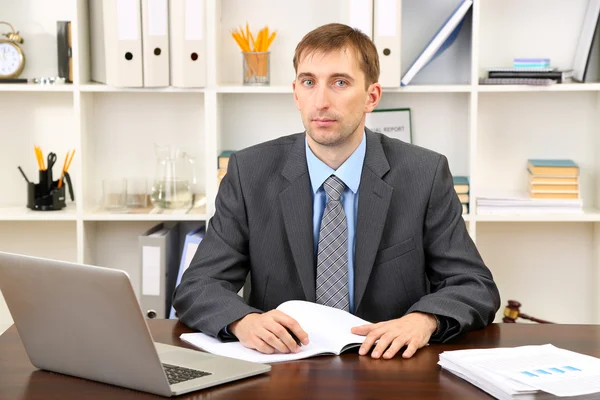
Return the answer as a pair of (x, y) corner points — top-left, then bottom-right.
(258, 328), (291, 354)
(383, 337), (407, 359)
(251, 336), (276, 354)
(371, 332), (395, 359)
(358, 328), (382, 356)
(267, 322), (300, 353)
(402, 339), (421, 359)
(351, 323), (375, 335)
(274, 313), (310, 346)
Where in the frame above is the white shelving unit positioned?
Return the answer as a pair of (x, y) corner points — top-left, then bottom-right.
(1, 0), (600, 332)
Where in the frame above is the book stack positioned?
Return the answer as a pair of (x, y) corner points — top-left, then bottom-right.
(480, 58), (573, 86)
(453, 176), (469, 214)
(528, 159), (580, 200)
(217, 151), (232, 185)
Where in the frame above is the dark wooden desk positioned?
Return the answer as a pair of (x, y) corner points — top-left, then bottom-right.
(1, 321), (599, 400)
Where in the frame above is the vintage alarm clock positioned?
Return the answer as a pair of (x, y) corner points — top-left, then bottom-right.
(0, 21), (25, 79)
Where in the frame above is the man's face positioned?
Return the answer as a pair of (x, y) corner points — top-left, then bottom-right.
(293, 47), (377, 148)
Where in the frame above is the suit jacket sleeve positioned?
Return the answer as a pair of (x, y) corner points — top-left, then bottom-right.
(172, 153), (262, 338)
(406, 155), (500, 342)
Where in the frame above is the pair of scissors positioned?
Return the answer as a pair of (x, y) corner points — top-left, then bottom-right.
(46, 152), (57, 171)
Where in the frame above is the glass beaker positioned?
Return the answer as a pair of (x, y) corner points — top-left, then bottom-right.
(150, 145), (194, 209)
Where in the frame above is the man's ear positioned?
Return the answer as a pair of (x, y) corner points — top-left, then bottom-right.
(292, 80), (301, 110)
(365, 82), (382, 113)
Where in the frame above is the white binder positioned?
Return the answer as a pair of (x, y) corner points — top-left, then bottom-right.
(141, 0), (170, 87)
(169, 0), (206, 87)
(373, 0), (401, 88)
(341, 0), (373, 39)
(89, 0), (144, 87)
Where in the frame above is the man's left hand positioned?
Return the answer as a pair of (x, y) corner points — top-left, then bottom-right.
(351, 312), (437, 359)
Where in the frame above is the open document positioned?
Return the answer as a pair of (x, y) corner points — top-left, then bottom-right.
(439, 344), (600, 399)
(180, 301), (370, 363)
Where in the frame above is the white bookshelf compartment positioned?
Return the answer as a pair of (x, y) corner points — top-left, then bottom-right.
(402, 0), (473, 85)
(0, 0), (74, 79)
(217, 0), (351, 87)
(82, 221), (158, 300)
(0, 221), (76, 331)
(217, 93), (304, 153)
(477, 92), (599, 209)
(376, 92), (471, 176)
(0, 221), (77, 261)
(478, 0), (597, 81)
(477, 222), (597, 324)
(0, 92), (77, 208)
(80, 92), (206, 214)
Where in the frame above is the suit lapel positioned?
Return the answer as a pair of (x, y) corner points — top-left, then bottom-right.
(354, 130), (392, 313)
(279, 134), (316, 302)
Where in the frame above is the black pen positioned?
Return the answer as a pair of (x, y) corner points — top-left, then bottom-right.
(287, 328), (302, 346)
(18, 166), (30, 183)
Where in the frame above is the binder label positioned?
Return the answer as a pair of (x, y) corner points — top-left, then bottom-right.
(117, 0), (140, 40)
(142, 246), (161, 296)
(148, 0), (168, 36)
(185, 0), (204, 40)
(376, 0), (397, 37)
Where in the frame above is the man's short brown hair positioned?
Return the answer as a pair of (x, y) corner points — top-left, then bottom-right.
(293, 23), (380, 88)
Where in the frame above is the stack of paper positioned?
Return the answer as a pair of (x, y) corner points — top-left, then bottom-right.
(438, 344), (600, 399)
(477, 192), (583, 215)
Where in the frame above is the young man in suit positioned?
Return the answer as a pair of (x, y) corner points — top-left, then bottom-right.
(173, 23), (500, 360)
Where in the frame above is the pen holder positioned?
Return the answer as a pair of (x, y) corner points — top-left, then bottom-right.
(26, 170), (74, 211)
(242, 52), (270, 85)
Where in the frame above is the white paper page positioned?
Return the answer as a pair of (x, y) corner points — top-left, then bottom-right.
(276, 301), (369, 353)
(440, 349), (539, 394)
(466, 344), (600, 397)
(180, 332), (330, 364)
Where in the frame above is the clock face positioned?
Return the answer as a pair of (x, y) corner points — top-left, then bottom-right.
(0, 42), (24, 77)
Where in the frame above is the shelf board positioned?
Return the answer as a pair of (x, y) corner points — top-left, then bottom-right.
(82, 206), (207, 221)
(477, 83), (600, 93)
(216, 84), (293, 93)
(384, 84), (472, 93)
(0, 204), (78, 221)
(216, 84), (473, 94)
(0, 83), (74, 92)
(475, 209), (600, 222)
(79, 83), (205, 93)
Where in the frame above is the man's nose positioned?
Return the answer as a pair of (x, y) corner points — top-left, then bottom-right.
(314, 85), (330, 110)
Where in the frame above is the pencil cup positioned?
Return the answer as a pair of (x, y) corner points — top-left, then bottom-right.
(243, 52), (270, 85)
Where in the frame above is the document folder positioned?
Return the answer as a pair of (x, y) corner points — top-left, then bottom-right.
(169, 0), (206, 87)
(141, 0), (170, 87)
(89, 0), (144, 87)
(139, 222), (179, 319)
(373, 0), (401, 87)
(342, 0), (373, 39)
(168, 225), (205, 319)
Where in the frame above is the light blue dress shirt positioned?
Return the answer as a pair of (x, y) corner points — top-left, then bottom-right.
(305, 132), (366, 314)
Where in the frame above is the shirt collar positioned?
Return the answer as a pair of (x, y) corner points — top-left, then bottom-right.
(305, 131), (366, 194)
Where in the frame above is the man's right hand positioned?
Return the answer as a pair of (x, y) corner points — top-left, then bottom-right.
(229, 310), (310, 354)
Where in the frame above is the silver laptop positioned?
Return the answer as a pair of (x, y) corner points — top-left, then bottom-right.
(0, 251), (270, 397)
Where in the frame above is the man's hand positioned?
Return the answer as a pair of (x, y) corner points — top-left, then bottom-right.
(229, 310), (310, 354)
(351, 312), (437, 359)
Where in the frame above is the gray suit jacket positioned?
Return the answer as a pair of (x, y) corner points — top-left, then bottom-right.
(173, 130), (500, 342)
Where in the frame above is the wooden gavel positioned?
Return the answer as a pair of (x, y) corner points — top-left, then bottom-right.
(503, 300), (554, 324)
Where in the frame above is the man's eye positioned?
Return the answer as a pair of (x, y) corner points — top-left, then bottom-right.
(303, 79), (314, 86)
(335, 80), (347, 87)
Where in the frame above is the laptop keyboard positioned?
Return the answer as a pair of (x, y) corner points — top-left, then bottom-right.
(162, 363), (212, 385)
